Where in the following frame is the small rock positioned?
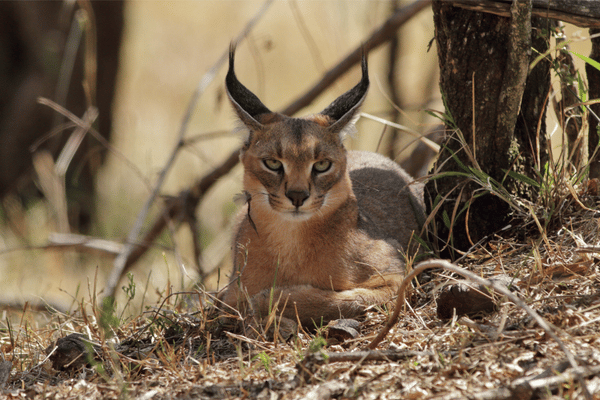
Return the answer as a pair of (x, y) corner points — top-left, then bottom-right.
(437, 282), (495, 319)
(46, 333), (98, 371)
(325, 319), (360, 343)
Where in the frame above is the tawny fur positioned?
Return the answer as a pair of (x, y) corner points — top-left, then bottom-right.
(220, 47), (425, 327)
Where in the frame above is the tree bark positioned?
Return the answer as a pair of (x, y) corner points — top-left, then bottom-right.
(426, 1), (550, 255)
(588, 29), (600, 179)
(449, 0), (600, 28)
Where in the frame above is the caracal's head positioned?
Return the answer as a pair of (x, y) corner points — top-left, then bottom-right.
(226, 44), (369, 221)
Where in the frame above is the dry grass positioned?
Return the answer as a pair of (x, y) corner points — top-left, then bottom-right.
(1, 195), (599, 399)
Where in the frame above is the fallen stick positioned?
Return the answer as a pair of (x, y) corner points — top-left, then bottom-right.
(366, 259), (588, 397)
(305, 349), (432, 365)
(432, 364), (600, 400)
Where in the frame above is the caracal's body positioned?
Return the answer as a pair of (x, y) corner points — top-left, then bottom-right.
(220, 46), (425, 326)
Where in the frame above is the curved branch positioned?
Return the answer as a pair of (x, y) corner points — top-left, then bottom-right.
(366, 260), (579, 377)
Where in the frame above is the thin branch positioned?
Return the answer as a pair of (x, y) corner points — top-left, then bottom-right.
(47, 232), (124, 255)
(104, 0), (275, 298)
(289, 0), (326, 73)
(103, 0), (433, 294)
(360, 113), (440, 152)
(53, 9), (84, 128)
(37, 98), (151, 190)
(116, 148), (241, 281)
(77, 0), (97, 106)
(304, 349), (432, 365)
(33, 152), (70, 234)
(385, 1), (402, 160)
(55, 107), (98, 177)
(282, 0), (432, 116)
(451, 364), (600, 400)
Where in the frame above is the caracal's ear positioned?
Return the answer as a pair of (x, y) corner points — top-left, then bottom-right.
(320, 49), (369, 138)
(226, 43), (272, 133)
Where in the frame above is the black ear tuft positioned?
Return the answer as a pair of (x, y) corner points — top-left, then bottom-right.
(320, 49), (369, 134)
(226, 43), (272, 128)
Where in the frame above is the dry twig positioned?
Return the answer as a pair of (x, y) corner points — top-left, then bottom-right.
(104, 0), (275, 297)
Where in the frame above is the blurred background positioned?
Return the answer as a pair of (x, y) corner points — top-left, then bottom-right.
(0, 1), (591, 315)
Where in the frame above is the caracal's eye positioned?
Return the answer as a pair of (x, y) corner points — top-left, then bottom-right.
(313, 160), (332, 173)
(263, 158), (283, 171)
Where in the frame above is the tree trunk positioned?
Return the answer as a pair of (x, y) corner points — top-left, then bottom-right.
(588, 29), (600, 179)
(426, 1), (550, 256)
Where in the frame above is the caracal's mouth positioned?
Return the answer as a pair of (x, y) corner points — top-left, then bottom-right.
(277, 208), (314, 221)
(264, 194), (326, 220)
(272, 196), (328, 221)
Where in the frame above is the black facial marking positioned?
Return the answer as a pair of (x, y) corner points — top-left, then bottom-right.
(288, 119), (306, 145)
(243, 190), (258, 235)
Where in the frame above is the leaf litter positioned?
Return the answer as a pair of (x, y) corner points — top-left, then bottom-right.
(1, 188), (600, 400)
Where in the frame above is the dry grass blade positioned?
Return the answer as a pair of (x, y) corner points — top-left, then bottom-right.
(360, 112), (440, 152)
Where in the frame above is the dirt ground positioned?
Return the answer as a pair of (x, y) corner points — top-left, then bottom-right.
(2, 197), (600, 399)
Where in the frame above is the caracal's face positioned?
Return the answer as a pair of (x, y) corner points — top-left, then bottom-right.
(241, 116), (349, 221)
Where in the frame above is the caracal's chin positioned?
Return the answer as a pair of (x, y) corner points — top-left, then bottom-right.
(277, 208), (316, 221)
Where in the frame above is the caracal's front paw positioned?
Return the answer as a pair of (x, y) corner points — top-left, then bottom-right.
(243, 315), (298, 342)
